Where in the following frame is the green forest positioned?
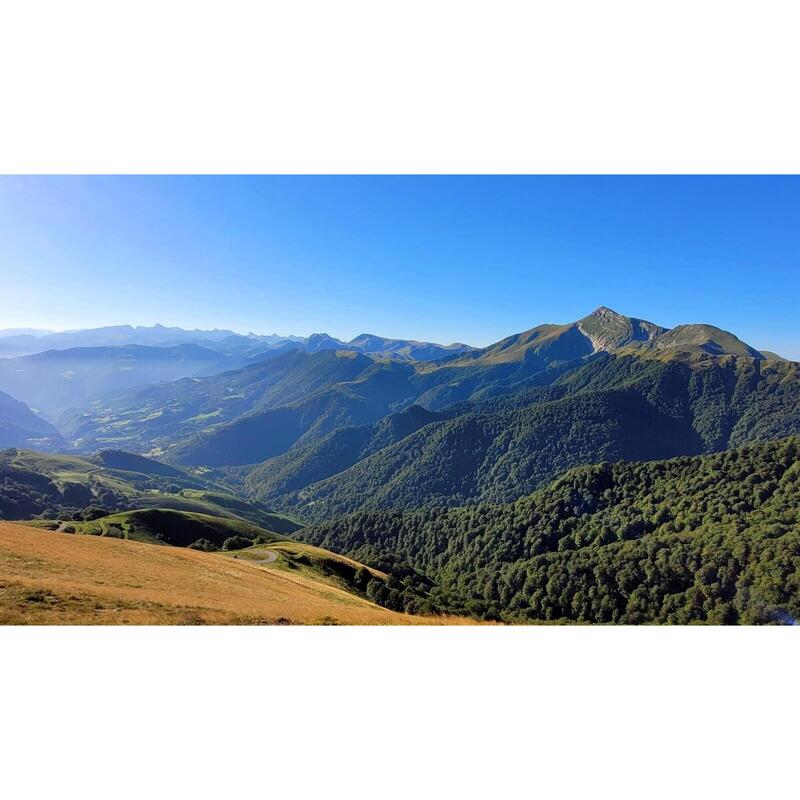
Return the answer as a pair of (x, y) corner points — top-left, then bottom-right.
(300, 437), (800, 624)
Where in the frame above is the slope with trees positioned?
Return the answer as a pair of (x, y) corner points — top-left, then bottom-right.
(299, 438), (800, 624)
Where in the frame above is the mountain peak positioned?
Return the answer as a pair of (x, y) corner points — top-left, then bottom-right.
(589, 305), (624, 317)
(645, 323), (764, 359)
(578, 307), (666, 353)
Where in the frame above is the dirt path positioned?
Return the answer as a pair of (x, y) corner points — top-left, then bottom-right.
(234, 550), (278, 565)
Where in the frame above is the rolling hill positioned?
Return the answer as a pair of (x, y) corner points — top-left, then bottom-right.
(0, 448), (301, 534)
(59, 508), (292, 549)
(0, 521), (465, 624)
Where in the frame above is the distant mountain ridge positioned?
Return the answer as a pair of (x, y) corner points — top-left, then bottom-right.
(0, 322), (476, 363)
(0, 343), (240, 418)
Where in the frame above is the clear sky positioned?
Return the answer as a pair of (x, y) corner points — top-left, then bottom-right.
(0, 175), (798, 357)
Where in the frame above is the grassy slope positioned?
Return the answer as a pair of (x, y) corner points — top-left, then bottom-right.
(223, 540), (388, 595)
(0, 522), (469, 624)
(1, 448), (301, 533)
(64, 508), (290, 548)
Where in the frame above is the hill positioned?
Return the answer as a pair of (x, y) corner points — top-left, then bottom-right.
(61, 508), (291, 549)
(244, 405), (447, 503)
(0, 448), (301, 534)
(0, 390), (65, 450)
(0, 522), (465, 624)
(299, 437), (800, 624)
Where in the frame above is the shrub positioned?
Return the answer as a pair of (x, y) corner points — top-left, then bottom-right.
(222, 535), (252, 551)
(188, 538), (218, 552)
(81, 505), (111, 521)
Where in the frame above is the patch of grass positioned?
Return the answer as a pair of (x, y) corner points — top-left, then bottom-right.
(68, 508), (288, 549)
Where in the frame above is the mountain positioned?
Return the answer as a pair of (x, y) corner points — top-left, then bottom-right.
(60, 349), (412, 454)
(164, 357), (423, 466)
(630, 323), (765, 359)
(304, 333), (347, 353)
(249, 351), (800, 520)
(259, 331), (475, 360)
(444, 306), (667, 366)
(0, 324), (244, 357)
(0, 321), (476, 364)
(347, 334), (475, 361)
(0, 343), (237, 418)
(3, 305), (798, 626)
(56, 307), (797, 486)
(244, 405), (448, 503)
(299, 437), (800, 624)
(0, 390), (65, 450)
(0, 328), (53, 339)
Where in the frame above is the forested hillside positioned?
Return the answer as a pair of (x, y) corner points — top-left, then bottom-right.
(299, 438), (800, 624)
(244, 404), (448, 502)
(260, 354), (800, 519)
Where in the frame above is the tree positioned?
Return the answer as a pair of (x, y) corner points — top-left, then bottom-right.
(222, 535), (252, 551)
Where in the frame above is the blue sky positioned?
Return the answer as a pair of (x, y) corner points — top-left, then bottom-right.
(0, 175), (798, 357)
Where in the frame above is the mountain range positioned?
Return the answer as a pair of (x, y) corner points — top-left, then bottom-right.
(0, 324), (476, 423)
(35, 308), (794, 517)
(1, 305), (798, 624)
(0, 322), (474, 361)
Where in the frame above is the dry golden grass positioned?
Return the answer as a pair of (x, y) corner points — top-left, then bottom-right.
(0, 522), (473, 625)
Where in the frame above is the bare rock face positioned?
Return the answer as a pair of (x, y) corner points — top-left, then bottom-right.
(577, 306), (667, 353)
